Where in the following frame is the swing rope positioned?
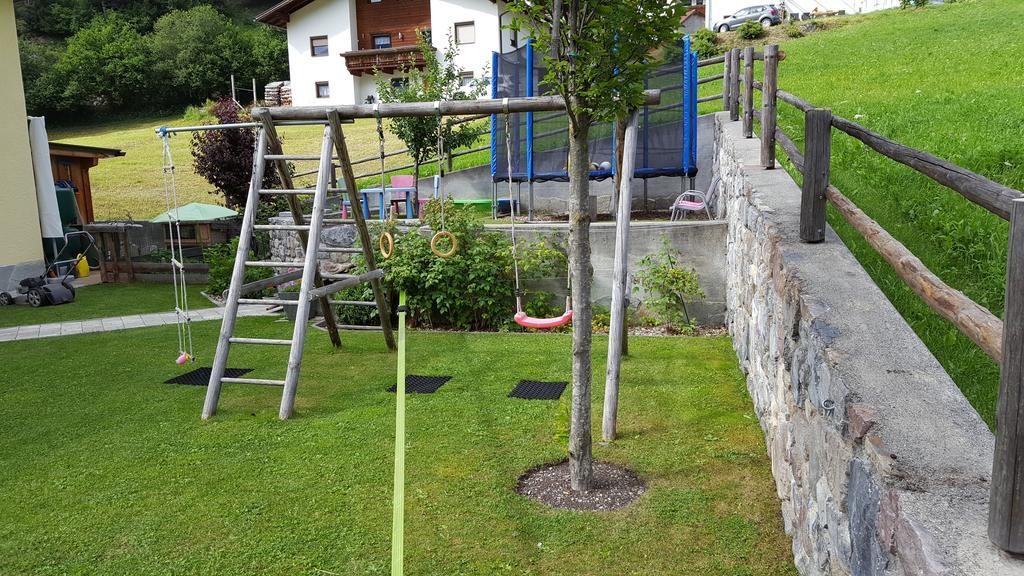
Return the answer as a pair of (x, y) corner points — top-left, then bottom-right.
(430, 101), (456, 257)
(504, 102), (573, 329)
(160, 130), (195, 364)
(374, 104), (398, 259)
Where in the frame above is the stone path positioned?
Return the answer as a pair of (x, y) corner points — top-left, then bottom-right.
(0, 305), (274, 343)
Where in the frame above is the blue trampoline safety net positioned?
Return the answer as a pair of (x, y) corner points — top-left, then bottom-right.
(491, 37), (699, 183)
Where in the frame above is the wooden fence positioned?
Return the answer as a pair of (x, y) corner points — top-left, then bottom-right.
(720, 43), (1024, 554)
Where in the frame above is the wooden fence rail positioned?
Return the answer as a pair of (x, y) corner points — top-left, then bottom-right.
(729, 43), (1024, 554)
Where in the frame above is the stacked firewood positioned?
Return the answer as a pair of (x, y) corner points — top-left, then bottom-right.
(263, 81), (292, 106)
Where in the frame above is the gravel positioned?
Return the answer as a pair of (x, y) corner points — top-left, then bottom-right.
(516, 460), (646, 511)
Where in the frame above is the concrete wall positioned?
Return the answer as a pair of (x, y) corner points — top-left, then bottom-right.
(715, 112), (1023, 575)
(0, 1), (45, 293)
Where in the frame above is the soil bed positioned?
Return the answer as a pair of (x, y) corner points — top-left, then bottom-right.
(517, 460), (646, 511)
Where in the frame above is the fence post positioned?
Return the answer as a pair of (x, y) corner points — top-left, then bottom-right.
(742, 47), (754, 138)
(800, 108), (831, 243)
(723, 51), (732, 112)
(761, 45), (779, 168)
(990, 197), (1024, 553)
(729, 49), (741, 121)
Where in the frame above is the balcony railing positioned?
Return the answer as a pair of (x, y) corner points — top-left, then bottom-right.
(341, 45), (432, 76)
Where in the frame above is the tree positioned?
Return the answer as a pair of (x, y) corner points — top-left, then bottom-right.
(508, 0), (682, 490)
(49, 12), (151, 110)
(375, 32), (487, 199)
(150, 6), (237, 105)
(191, 98), (280, 210)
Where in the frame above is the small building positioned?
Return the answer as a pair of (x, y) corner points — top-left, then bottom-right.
(255, 0), (516, 107)
(150, 202), (242, 249)
(47, 142), (125, 225)
(681, 5), (706, 34)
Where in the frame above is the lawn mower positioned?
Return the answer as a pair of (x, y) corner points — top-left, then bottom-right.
(0, 231), (95, 308)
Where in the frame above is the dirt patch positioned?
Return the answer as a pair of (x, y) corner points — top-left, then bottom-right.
(516, 460), (646, 511)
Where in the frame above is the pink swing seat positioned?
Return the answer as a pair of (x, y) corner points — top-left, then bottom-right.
(514, 310), (574, 329)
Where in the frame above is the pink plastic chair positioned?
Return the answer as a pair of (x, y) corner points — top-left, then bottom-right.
(389, 175), (416, 217)
(670, 176), (719, 220)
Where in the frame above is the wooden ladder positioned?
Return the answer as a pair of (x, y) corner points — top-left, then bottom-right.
(203, 112), (396, 420)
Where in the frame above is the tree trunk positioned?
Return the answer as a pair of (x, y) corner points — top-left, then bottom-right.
(567, 107), (594, 492)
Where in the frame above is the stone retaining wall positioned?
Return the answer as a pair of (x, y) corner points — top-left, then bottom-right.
(715, 112), (1023, 575)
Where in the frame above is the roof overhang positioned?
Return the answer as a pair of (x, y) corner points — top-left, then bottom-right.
(254, 0), (317, 28)
(48, 142), (125, 159)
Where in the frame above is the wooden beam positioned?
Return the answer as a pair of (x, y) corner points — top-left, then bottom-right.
(602, 108), (640, 443)
(761, 45), (779, 169)
(990, 198), (1024, 552)
(722, 51), (732, 112)
(256, 111), (343, 348)
(255, 91), (661, 121)
(729, 49), (741, 121)
(830, 115), (1022, 221)
(327, 110), (397, 351)
(800, 108), (832, 243)
(742, 47), (755, 138)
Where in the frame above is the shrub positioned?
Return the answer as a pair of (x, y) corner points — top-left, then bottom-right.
(784, 24), (804, 38)
(634, 241), (704, 331)
(204, 238), (271, 297)
(689, 28), (722, 57)
(737, 20), (768, 40)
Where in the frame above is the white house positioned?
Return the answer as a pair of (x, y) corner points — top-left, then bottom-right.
(704, 0), (901, 30)
(256, 0), (516, 107)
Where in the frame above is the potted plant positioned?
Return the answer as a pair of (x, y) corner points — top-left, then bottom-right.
(277, 280), (321, 321)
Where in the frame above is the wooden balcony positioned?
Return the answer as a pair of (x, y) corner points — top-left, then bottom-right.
(342, 45), (432, 76)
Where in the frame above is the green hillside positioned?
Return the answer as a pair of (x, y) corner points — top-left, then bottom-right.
(770, 0), (1024, 426)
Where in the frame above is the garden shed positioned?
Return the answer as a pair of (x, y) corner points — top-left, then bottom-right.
(47, 141), (125, 224)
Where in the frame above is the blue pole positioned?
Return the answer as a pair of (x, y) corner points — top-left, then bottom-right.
(682, 36), (691, 176)
(490, 51), (499, 179)
(526, 40), (534, 183)
(690, 50), (698, 171)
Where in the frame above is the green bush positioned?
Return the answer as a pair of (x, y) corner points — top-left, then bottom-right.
(204, 238), (271, 297)
(738, 20), (768, 40)
(634, 241), (704, 331)
(784, 24), (804, 38)
(690, 28), (722, 57)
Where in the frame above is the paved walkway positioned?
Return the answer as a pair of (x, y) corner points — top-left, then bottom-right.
(0, 305), (274, 343)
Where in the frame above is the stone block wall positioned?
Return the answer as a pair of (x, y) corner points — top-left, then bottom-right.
(715, 113), (1023, 575)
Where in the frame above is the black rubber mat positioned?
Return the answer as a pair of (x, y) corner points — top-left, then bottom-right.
(509, 380), (567, 400)
(165, 367), (254, 386)
(388, 375), (452, 394)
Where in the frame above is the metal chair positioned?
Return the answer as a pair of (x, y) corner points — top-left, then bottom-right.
(670, 175), (719, 221)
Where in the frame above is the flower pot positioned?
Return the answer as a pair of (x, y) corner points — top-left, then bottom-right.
(278, 291), (322, 321)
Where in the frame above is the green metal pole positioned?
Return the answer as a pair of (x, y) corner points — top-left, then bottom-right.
(391, 291), (407, 576)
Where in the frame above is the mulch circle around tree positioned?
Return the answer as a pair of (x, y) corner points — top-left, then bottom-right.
(516, 460), (646, 511)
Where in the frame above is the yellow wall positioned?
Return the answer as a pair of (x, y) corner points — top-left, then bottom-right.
(0, 0), (43, 268)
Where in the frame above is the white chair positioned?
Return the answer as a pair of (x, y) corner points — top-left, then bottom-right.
(671, 175), (719, 221)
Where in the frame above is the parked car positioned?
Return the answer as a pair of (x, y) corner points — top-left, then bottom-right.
(715, 5), (782, 32)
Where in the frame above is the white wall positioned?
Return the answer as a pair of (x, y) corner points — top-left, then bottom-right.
(287, 0), (358, 107)
(706, 0), (900, 29)
(430, 0), (501, 92)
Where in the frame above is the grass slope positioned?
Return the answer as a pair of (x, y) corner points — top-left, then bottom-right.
(0, 320), (794, 575)
(766, 0), (1024, 427)
(0, 282), (213, 328)
(49, 114), (488, 221)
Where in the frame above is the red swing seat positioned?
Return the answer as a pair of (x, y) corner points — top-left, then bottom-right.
(514, 309), (573, 329)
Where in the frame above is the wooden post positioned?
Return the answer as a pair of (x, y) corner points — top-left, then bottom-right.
(602, 108), (639, 443)
(800, 108), (832, 243)
(990, 197), (1024, 553)
(742, 47), (754, 138)
(729, 49), (741, 121)
(252, 78), (258, 106)
(761, 45), (779, 168)
(722, 50), (732, 112)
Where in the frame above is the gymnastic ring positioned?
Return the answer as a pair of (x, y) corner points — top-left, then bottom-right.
(430, 230), (458, 258)
(379, 231), (395, 259)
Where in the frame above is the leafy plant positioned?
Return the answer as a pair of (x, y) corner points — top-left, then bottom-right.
(634, 241), (704, 331)
(191, 99), (282, 210)
(784, 24), (804, 38)
(204, 238), (271, 297)
(690, 28), (722, 57)
(738, 20), (768, 40)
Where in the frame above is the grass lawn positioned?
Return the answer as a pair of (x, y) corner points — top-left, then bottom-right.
(756, 0), (1024, 427)
(0, 318), (794, 575)
(0, 282), (213, 328)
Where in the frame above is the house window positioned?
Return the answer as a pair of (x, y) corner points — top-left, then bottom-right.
(373, 34), (392, 49)
(459, 71), (474, 88)
(310, 36), (329, 57)
(370, 0), (381, 3)
(316, 81), (330, 98)
(455, 21), (475, 45)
